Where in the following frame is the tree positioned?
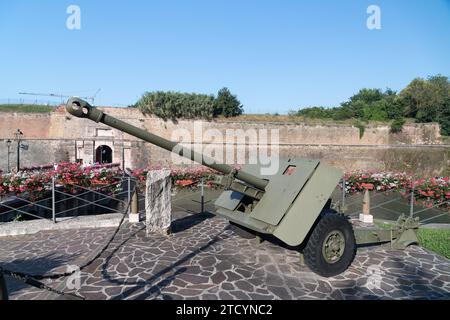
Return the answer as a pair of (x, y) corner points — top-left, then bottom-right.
(214, 87), (244, 117)
(399, 78), (433, 121)
(399, 75), (450, 132)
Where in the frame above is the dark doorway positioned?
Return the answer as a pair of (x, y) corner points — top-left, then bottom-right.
(96, 145), (113, 164)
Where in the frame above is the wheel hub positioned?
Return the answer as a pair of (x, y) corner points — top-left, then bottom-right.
(322, 230), (345, 264)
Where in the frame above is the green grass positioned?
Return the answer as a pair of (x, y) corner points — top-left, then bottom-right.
(219, 114), (421, 127)
(417, 228), (450, 259)
(0, 104), (55, 113)
(374, 221), (450, 259)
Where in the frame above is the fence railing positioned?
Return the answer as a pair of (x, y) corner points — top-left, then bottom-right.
(0, 175), (139, 224)
(337, 178), (450, 225)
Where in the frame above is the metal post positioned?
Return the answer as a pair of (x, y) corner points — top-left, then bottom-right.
(201, 178), (205, 214)
(16, 134), (20, 172)
(74, 140), (78, 162)
(410, 181), (415, 218)
(52, 176), (56, 223)
(6, 142), (10, 173)
(122, 146), (125, 171)
(127, 176), (131, 213)
(341, 178), (346, 213)
(92, 140), (95, 164)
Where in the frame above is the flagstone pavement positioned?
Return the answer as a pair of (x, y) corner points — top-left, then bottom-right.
(1, 192), (449, 300)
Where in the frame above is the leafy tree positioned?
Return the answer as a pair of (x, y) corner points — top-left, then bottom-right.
(292, 75), (450, 136)
(213, 87), (244, 117)
(399, 75), (450, 134)
(399, 78), (433, 121)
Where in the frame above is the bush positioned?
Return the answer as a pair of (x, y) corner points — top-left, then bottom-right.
(295, 106), (334, 119)
(353, 120), (366, 139)
(136, 91), (216, 120)
(135, 88), (243, 120)
(390, 118), (405, 133)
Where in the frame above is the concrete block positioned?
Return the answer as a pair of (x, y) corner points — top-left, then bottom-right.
(359, 213), (374, 224)
(145, 169), (172, 236)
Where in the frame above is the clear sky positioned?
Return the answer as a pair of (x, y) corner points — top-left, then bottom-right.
(0, 0), (449, 113)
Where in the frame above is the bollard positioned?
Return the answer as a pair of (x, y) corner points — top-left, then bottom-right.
(129, 190), (140, 223)
(359, 189), (373, 223)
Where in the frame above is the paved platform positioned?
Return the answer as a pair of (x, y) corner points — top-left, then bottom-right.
(0, 190), (449, 300)
(0, 213), (122, 237)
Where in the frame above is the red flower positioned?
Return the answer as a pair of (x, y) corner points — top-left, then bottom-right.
(176, 179), (195, 187)
(360, 183), (374, 190)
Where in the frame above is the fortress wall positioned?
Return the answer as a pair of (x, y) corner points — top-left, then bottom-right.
(0, 107), (446, 175)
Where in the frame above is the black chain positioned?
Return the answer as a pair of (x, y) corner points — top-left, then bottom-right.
(0, 182), (136, 300)
(0, 267), (84, 300)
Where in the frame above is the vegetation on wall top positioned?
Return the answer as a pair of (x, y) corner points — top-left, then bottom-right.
(133, 87), (243, 120)
(291, 75), (450, 135)
(0, 104), (55, 113)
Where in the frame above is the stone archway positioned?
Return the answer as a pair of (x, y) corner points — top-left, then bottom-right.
(95, 145), (113, 164)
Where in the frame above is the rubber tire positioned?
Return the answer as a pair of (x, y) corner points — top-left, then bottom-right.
(304, 212), (356, 278)
(0, 273), (8, 301)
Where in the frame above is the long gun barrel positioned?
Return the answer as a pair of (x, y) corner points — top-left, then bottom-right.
(65, 97), (269, 191)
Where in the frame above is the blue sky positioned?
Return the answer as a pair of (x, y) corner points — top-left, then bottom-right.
(0, 0), (449, 113)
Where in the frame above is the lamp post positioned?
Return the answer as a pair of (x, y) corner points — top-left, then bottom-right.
(6, 139), (12, 173)
(15, 129), (24, 172)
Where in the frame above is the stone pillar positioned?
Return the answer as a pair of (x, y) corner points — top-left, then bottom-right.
(145, 169), (172, 235)
(359, 189), (374, 223)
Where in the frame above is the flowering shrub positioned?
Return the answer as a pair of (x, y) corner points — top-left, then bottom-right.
(0, 162), (123, 199)
(345, 172), (450, 209)
(52, 162), (123, 194)
(132, 166), (219, 189)
(344, 172), (411, 193)
(412, 177), (450, 208)
(2, 163), (449, 210)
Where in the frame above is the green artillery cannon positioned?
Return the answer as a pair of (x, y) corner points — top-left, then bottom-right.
(66, 98), (419, 277)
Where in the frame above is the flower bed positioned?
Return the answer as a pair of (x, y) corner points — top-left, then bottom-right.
(344, 172), (450, 209)
(53, 162), (123, 195)
(0, 162), (123, 200)
(131, 166), (218, 190)
(2, 164), (449, 210)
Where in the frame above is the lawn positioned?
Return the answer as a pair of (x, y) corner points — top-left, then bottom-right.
(374, 221), (450, 259)
(417, 228), (450, 259)
(0, 104), (55, 113)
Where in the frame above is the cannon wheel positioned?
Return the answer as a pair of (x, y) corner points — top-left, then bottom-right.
(0, 272), (8, 301)
(304, 211), (356, 277)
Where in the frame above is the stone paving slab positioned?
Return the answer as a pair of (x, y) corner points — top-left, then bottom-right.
(1, 210), (449, 300)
